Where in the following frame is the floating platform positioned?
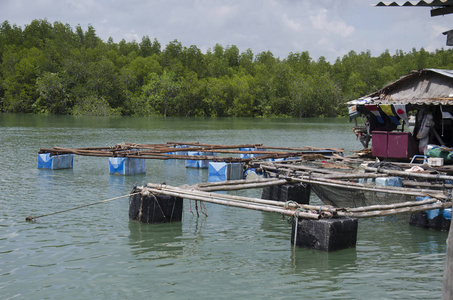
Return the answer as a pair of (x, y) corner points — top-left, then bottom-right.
(38, 141), (344, 164)
(132, 178), (451, 252)
(37, 141), (452, 251)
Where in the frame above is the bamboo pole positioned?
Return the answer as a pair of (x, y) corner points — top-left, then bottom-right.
(147, 183), (299, 208)
(142, 182), (451, 220)
(41, 143), (345, 162)
(364, 166), (453, 181)
(257, 146), (344, 152)
(166, 142), (263, 149)
(141, 186), (321, 219)
(260, 162), (341, 175)
(402, 180), (453, 189)
(147, 183), (338, 214)
(344, 198), (440, 212)
(287, 176), (448, 200)
(344, 201), (452, 218)
(199, 179), (289, 192)
(313, 172), (385, 180)
(196, 178), (281, 187)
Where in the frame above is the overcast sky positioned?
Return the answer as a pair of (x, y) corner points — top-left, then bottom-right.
(2, 0), (453, 62)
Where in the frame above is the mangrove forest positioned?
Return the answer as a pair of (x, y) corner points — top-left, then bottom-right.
(2, 19), (453, 117)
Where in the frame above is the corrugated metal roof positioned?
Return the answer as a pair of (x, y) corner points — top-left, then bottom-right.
(347, 98), (453, 105)
(429, 68), (453, 78)
(347, 69), (453, 106)
(374, 1), (453, 7)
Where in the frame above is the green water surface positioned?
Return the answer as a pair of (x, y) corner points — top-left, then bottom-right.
(0, 114), (448, 299)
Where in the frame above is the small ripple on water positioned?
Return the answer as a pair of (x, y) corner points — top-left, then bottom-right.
(0, 115), (449, 299)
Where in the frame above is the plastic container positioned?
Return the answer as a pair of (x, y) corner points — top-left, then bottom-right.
(387, 132), (419, 159)
(428, 157), (444, 167)
(109, 157), (145, 175)
(371, 131), (388, 157)
(375, 177), (403, 187)
(167, 145), (189, 156)
(358, 178), (375, 185)
(38, 153), (74, 169)
(185, 151), (216, 168)
(239, 148), (266, 159)
(208, 162), (244, 182)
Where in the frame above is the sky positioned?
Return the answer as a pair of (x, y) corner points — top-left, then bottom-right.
(2, 0), (453, 62)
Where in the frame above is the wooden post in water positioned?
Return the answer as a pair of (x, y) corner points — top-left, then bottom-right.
(443, 220), (453, 299)
(129, 192), (183, 223)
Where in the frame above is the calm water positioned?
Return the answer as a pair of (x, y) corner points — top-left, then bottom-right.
(0, 114), (448, 299)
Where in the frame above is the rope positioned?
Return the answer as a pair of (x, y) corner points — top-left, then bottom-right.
(25, 192), (140, 222)
(284, 200), (299, 209)
(150, 193), (167, 221)
(293, 215), (299, 247)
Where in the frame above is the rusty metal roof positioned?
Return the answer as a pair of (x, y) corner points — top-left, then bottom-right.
(347, 69), (453, 106)
(374, 1), (453, 16)
(374, 1), (453, 7)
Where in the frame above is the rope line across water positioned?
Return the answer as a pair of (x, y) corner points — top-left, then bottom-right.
(25, 192), (140, 222)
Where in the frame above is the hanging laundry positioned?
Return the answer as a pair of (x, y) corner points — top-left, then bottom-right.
(440, 105), (453, 137)
(441, 105), (453, 119)
(365, 104), (384, 123)
(379, 104), (400, 125)
(393, 104), (409, 125)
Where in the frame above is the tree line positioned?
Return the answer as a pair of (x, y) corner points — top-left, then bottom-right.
(1, 19), (453, 117)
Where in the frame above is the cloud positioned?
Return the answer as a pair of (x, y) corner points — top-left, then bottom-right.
(1, 0), (453, 62)
(281, 13), (305, 33)
(310, 9), (355, 38)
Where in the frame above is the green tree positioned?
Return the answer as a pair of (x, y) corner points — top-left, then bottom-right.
(225, 45), (239, 69)
(286, 51), (312, 74)
(119, 55), (162, 105)
(85, 57), (119, 108)
(83, 25), (101, 48)
(118, 38), (139, 57)
(229, 73), (255, 117)
(35, 72), (70, 114)
(239, 48), (254, 75)
(180, 71), (205, 116)
(289, 74), (315, 117)
(182, 45), (204, 76)
(2, 47), (46, 112)
(141, 71), (181, 116)
(22, 19), (53, 49)
(140, 36), (153, 57)
(204, 44), (229, 77)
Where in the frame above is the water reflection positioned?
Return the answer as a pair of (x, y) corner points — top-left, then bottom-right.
(358, 216), (448, 255)
(128, 221), (184, 261)
(108, 173), (147, 194)
(291, 246), (358, 273)
(1, 114), (447, 299)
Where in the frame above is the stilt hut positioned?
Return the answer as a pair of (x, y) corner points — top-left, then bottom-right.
(347, 68), (453, 163)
